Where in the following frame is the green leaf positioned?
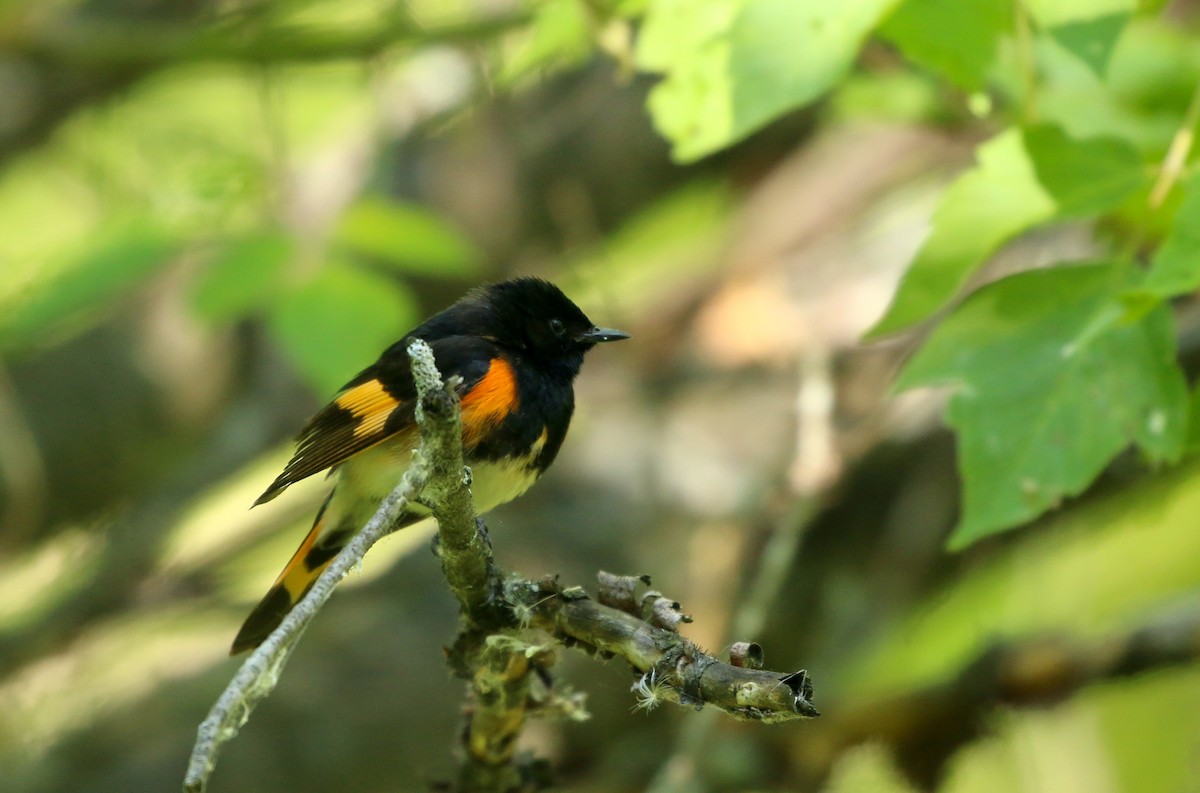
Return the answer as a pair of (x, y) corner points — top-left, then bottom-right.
(869, 129), (1056, 336)
(1025, 0), (1134, 26)
(1025, 0), (1135, 76)
(870, 125), (1146, 337)
(896, 263), (1187, 548)
(638, 0), (900, 162)
(191, 232), (293, 323)
(1023, 124), (1144, 217)
(1048, 13), (1131, 77)
(1139, 174), (1200, 297)
(878, 0), (1010, 90)
(1185, 385), (1200, 456)
(829, 71), (946, 125)
(334, 196), (481, 276)
(268, 263), (418, 394)
(1, 228), (176, 352)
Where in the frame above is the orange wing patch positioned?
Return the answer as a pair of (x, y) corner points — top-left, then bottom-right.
(461, 358), (519, 447)
(335, 379), (400, 440)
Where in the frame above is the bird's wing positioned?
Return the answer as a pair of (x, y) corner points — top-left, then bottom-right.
(253, 336), (502, 505)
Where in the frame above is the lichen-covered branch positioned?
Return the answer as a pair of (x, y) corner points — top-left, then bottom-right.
(520, 577), (819, 724)
(184, 341), (818, 793)
(456, 636), (556, 792)
(413, 360), (499, 624)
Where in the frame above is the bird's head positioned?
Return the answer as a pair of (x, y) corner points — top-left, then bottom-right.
(461, 278), (628, 373)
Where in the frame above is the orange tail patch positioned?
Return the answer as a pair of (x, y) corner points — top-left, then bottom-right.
(230, 499), (339, 655)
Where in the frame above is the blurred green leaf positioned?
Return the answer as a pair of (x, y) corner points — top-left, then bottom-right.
(878, 0), (1010, 90)
(1025, 0), (1134, 77)
(1048, 12), (1131, 77)
(829, 71), (947, 124)
(268, 263), (418, 394)
(1139, 175), (1200, 297)
(869, 129), (1055, 337)
(566, 180), (734, 313)
(1185, 384), (1200, 455)
(897, 263), (1187, 548)
(498, 0), (593, 84)
(191, 233), (294, 323)
(1026, 20), (1199, 156)
(0, 229), (176, 352)
(334, 196), (481, 276)
(870, 124), (1146, 336)
(638, 0), (899, 162)
(844, 457), (1200, 697)
(1024, 123), (1144, 217)
(636, 0), (738, 162)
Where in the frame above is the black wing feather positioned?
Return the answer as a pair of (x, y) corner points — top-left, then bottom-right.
(253, 336), (498, 505)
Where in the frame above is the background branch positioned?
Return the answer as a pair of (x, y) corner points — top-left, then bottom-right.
(808, 603), (1200, 789)
(1, 11), (533, 69)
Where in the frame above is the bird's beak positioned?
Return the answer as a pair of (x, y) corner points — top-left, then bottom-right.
(576, 326), (630, 343)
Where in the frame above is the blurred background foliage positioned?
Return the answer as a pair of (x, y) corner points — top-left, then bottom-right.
(3, 0), (1200, 791)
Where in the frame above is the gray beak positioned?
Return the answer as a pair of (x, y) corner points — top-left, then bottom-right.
(576, 326), (630, 343)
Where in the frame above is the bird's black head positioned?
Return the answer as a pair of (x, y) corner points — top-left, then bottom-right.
(458, 278), (628, 375)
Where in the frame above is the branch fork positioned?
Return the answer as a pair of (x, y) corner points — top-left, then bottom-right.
(184, 339), (817, 793)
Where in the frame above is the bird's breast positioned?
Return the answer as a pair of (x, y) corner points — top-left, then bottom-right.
(467, 426), (549, 514)
(336, 425), (550, 519)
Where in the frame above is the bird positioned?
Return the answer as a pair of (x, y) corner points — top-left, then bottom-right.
(230, 277), (629, 654)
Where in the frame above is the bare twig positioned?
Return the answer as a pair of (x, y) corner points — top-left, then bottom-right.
(183, 339), (456, 793)
(1150, 78), (1200, 207)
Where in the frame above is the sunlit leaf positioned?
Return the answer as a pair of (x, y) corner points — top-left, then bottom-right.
(638, 0), (900, 162)
(1024, 123), (1144, 217)
(870, 125), (1146, 336)
(1026, 20), (1199, 158)
(191, 232), (294, 323)
(878, 0), (1010, 90)
(268, 263), (418, 394)
(897, 263), (1187, 548)
(0, 229), (176, 352)
(829, 71), (946, 124)
(869, 130), (1055, 336)
(334, 197), (481, 276)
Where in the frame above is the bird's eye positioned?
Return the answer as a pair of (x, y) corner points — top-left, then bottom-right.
(549, 318), (566, 337)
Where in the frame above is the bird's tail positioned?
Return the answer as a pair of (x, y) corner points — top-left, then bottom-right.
(230, 493), (349, 655)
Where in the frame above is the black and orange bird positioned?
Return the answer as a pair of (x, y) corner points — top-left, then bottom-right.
(231, 278), (628, 653)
